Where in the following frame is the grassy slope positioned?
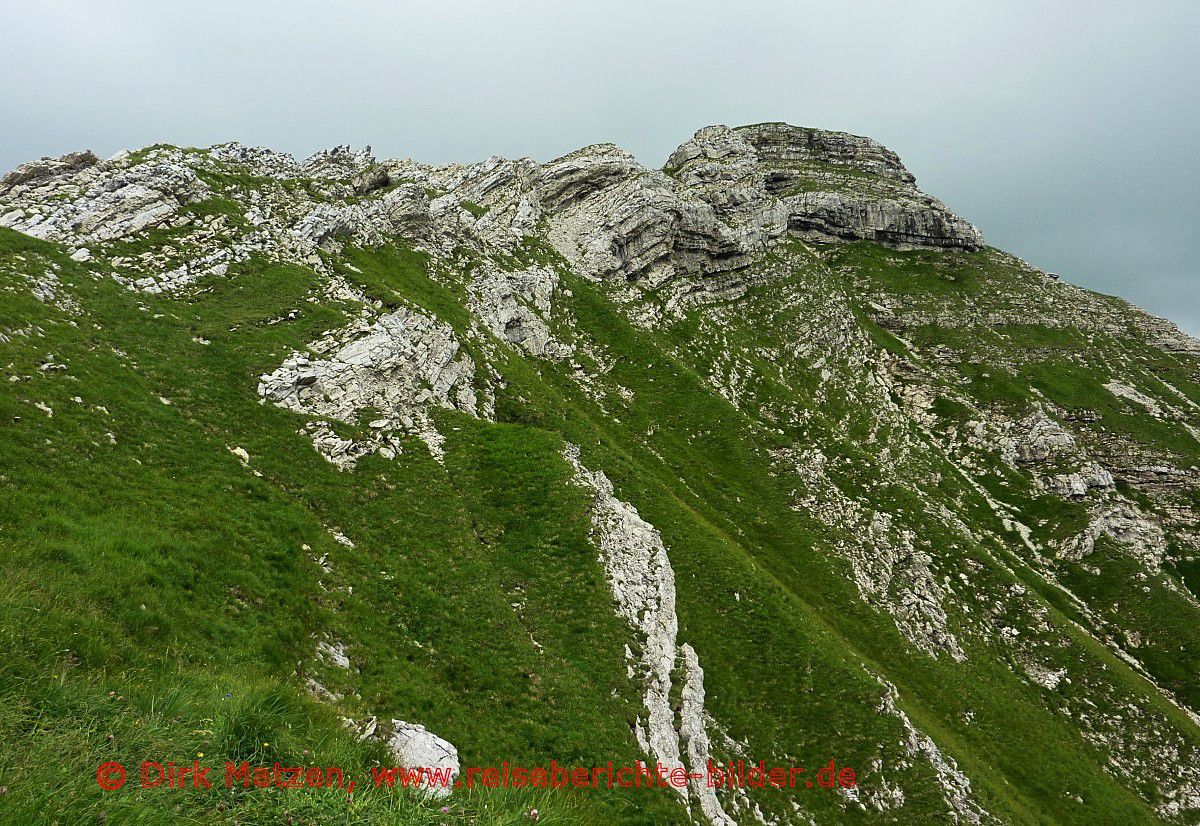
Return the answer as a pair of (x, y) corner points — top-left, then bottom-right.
(1, 223), (1196, 824)
(0, 228), (614, 824)
(824, 241), (1200, 714)
(535, 260), (1180, 824)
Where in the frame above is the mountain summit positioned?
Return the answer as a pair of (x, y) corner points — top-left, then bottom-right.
(1, 124), (1198, 824)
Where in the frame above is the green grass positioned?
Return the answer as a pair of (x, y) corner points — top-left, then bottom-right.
(459, 201), (489, 219)
(338, 243), (473, 331)
(1, 215), (1197, 826)
(0, 228), (610, 824)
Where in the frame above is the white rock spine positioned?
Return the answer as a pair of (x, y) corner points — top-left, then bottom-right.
(565, 443), (734, 824)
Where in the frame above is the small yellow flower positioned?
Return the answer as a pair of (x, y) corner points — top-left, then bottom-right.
(197, 752), (204, 758)
(262, 742), (269, 747)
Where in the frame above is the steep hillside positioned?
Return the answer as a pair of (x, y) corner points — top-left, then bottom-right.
(0, 123), (1197, 825)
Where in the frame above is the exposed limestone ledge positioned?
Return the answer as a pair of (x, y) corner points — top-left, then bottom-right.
(565, 444), (734, 825)
(736, 123), (984, 250)
(258, 307), (479, 466)
(0, 121), (982, 315)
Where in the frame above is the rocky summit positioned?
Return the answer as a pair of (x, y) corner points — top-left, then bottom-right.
(0, 123), (1198, 825)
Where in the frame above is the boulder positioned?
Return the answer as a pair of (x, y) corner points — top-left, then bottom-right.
(386, 722), (459, 798)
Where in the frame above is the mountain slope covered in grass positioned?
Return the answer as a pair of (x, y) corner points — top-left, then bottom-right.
(0, 123), (1197, 824)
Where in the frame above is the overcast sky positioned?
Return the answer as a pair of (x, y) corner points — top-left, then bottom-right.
(3, 1), (1197, 334)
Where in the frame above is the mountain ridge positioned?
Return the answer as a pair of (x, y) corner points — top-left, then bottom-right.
(1, 122), (1198, 824)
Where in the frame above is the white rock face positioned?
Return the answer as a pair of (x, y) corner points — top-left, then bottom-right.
(1061, 501), (1170, 568)
(316, 639), (351, 670)
(1105, 380), (1165, 415)
(775, 445), (967, 662)
(227, 445), (251, 465)
(1, 159), (208, 243)
(18, 262), (80, 314)
(301, 145), (376, 180)
(537, 144), (644, 211)
(468, 265), (568, 359)
(544, 141), (780, 298)
(565, 444), (733, 825)
(386, 721), (460, 799)
(1023, 660), (1067, 690)
(534, 123), (979, 322)
(287, 183), (436, 253)
(258, 307), (478, 465)
(863, 511), (967, 662)
(783, 190), (983, 249)
(679, 645), (735, 825)
(0, 121), (982, 313)
(667, 125), (788, 240)
(737, 122), (984, 250)
(1013, 411), (1077, 463)
(565, 444), (684, 774)
(0, 150), (99, 196)
(429, 155), (543, 248)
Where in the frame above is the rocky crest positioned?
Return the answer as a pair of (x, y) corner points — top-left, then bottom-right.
(736, 123), (984, 249)
(0, 122), (982, 301)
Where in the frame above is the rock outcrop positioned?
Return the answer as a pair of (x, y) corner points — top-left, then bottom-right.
(0, 121), (982, 311)
(0, 150), (99, 196)
(737, 123), (984, 249)
(468, 265), (569, 359)
(258, 307), (479, 465)
(544, 148), (769, 290)
(565, 444), (734, 824)
(877, 678), (990, 824)
(539, 122), (980, 308)
(0, 159), (208, 244)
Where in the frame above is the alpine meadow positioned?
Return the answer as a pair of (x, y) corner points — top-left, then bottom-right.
(0, 121), (1198, 825)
